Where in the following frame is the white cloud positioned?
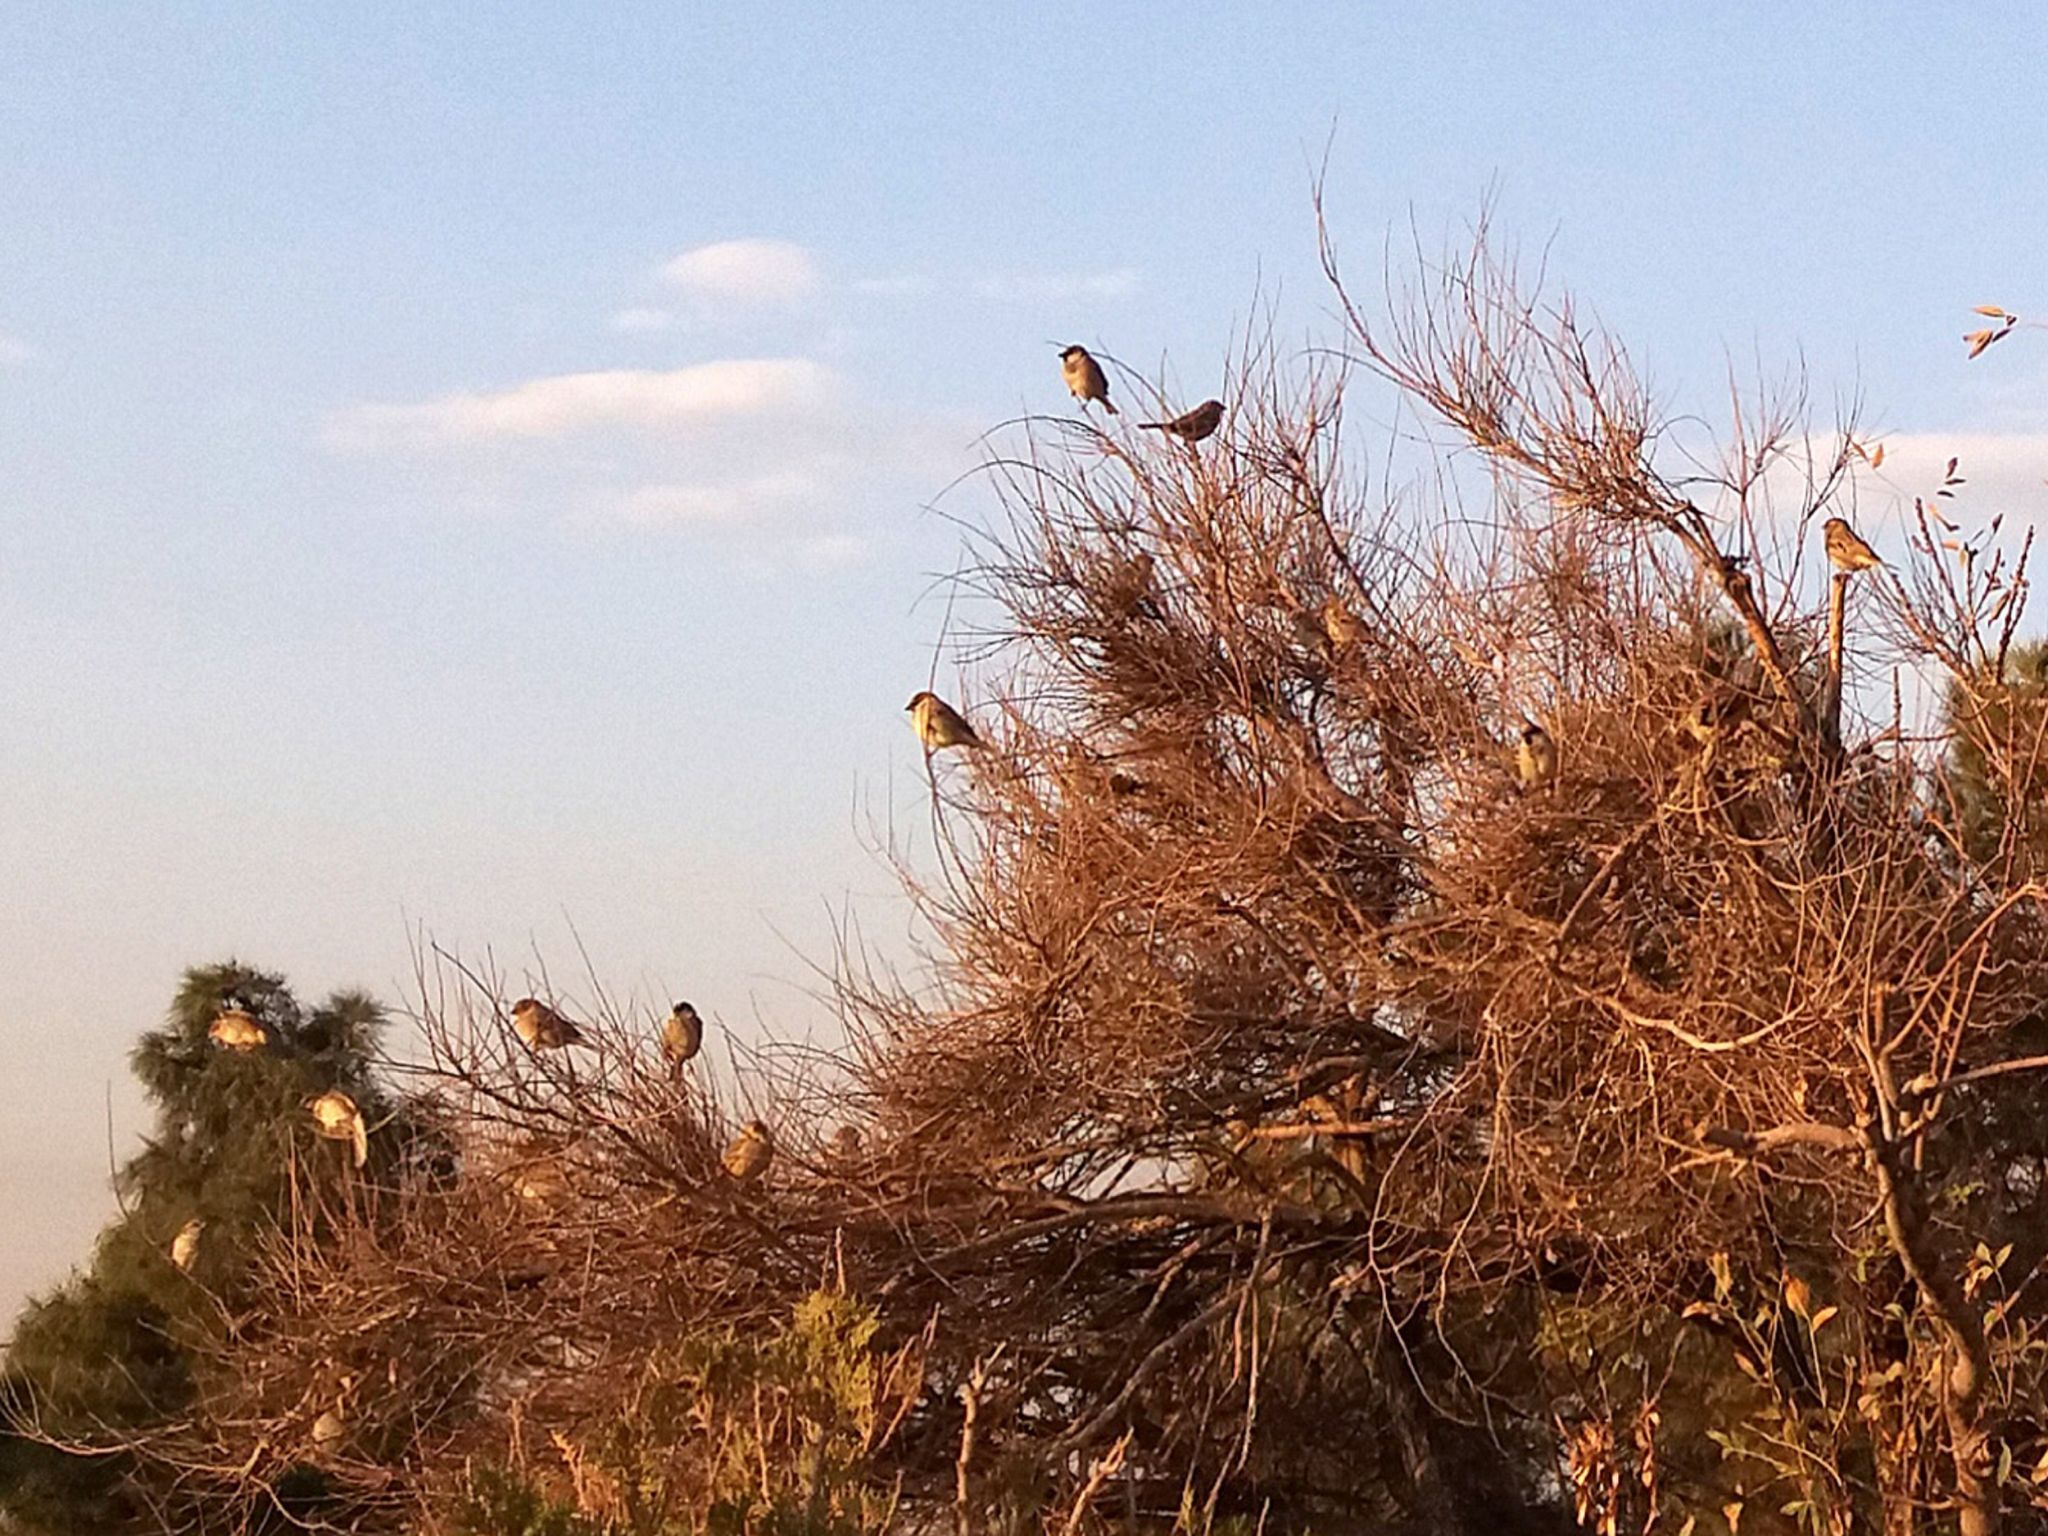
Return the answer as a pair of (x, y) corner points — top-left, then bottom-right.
(0, 333), (35, 366)
(660, 239), (821, 308)
(972, 267), (1142, 301)
(608, 474), (822, 529)
(609, 307), (677, 334)
(850, 274), (929, 297)
(323, 359), (835, 451)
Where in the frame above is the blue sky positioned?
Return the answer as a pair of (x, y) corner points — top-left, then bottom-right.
(4, 2), (2046, 1324)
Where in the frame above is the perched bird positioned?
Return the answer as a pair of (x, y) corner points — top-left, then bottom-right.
(826, 1124), (865, 1163)
(907, 691), (985, 752)
(1515, 721), (1558, 791)
(308, 1089), (368, 1168)
(512, 1155), (570, 1206)
(1059, 345), (1116, 414)
(1109, 550), (1163, 619)
(511, 997), (585, 1050)
(208, 1008), (266, 1052)
(1823, 517), (1883, 573)
(170, 1218), (205, 1273)
(662, 1001), (704, 1067)
(1138, 398), (1223, 443)
(722, 1119), (774, 1182)
(1321, 597), (1366, 652)
(311, 1407), (346, 1451)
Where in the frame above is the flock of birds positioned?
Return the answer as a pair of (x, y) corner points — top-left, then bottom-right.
(181, 994), (774, 1277)
(168, 355), (1894, 1281)
(908, 343), (1891, 798)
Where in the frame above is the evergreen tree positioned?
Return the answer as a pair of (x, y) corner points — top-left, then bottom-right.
(0, 961), (395, 1533)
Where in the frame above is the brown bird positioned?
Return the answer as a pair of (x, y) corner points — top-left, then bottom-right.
(1059, 345), (1116, 414)
(511, 997), (585, 1050)
(308, 1089), (368, 1168)
(1515, 721), (1558, 791)
(826, 1124), (865, 1163)
(311, 1406), (347, 1451)
(512, 1155), (570, 1206)
(662, 1000), (703, 1067)
(208, 1008), (266, 1052)
(170, 1218), (205, 1273)
(1823, 516), (1882, 573)
(1138, 398), (1223, 443)
(1321, 597), (1366, 651)
(907, 690), (984, 752)
(722, 1118), (773, 1182)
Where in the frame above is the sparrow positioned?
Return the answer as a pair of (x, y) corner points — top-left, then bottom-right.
(208, 1008), (267, 1052)
(1515, 721), (1558, 791)
(907, 691), (985, 752)
(511, 997), (585, 1050)
(722, 1119), (773, 1182)
(1823, 517), (1882, 573)
(1059, 345), (1116, 414)
(662, 1001), (703, 1067)
(308, 1089), (368, 1168)
(1138, 398), (1223, 443)
(512, 1156), (569, 1206)
(827, 1124), (865, 1162)
(1110, 550), (1163, 619)
(170, 1218), (205, 1273)
(1321, 597), (1366, 651)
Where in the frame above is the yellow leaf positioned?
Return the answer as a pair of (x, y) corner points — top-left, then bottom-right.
(1974, 304), (2009, 317)
(1783, 1271), (1812, 1317)
(1870, 443), (1885, 468)
(1808, 1305), (1839, 1333)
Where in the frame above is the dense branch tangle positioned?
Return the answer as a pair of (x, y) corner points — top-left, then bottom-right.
(51, 231), (2048, 1536)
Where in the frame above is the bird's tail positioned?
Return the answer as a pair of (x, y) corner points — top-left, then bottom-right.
(1102, 400), (1119, 416)
(1137, 421), (1167, 431)
(350, 1120), (368, 1169)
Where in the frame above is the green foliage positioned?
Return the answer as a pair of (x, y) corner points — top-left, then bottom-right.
(1944, 640), (2048, 861)
(0, 961), (393, 1534)
(451, 1293), (915, 1536)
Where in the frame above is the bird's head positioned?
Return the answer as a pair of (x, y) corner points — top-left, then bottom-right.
(671, 1000), (694, 1017)
(1058, 345), (1086, 362)
(743, 1118), (770, 1139)
(510, 997), (538, 1015)
(1521, 721), (1546, 742)
(905, 691), (933, 712)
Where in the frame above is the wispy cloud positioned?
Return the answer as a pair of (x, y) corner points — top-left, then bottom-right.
(323, 359), (835, 451)
(660, 239), (821, 308)
(0, 332), (35, 366)
(609, 307), (677, 334)
(972, 267), (1142, 301)
(608, 474), (823, 529)
(850, 267), (1142, 303)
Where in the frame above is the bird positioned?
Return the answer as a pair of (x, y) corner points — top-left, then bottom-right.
(662, 1001), (703, 1067)
(308, 1089), (368, 1168)
(1321, 597), (1366, 652)
(1823, 517), (1883, 573)
(170, 1218), (205, 1273)
(512, 1156), (570, 1206)
(511, 997), (585, 1050)
(722, 1119), (773, 1182)
(311, 1407), (346, 1451)
(1059, 345), (1116, 414)
(208, 1008), (266, 1052)
(1515, 721), (1558, 791)
(826, 1124), (865, 1163)
(907, 691), (985, 752)
(1138, 398), (1223, 443)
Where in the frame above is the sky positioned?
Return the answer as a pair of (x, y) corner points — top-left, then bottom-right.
(4, 1), (2047, 1329)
